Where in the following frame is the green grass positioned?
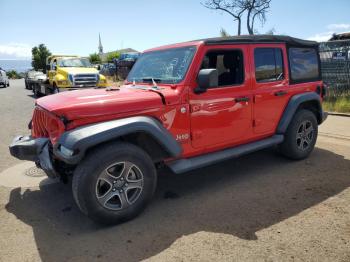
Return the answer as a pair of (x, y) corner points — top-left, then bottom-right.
(323, 96), (350, 113)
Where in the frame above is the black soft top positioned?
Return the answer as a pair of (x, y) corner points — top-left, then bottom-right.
(199, 35), (318, 47)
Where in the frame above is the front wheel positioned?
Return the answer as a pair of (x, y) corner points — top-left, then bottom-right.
(279, 109), (318, 160)
(72, 142), (157, 225)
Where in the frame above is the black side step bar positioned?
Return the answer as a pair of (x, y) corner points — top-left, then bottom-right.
(168, 135), (284, 174)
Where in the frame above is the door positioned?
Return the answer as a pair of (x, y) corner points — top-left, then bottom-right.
(189, 46), (253, 149)
(251, 44), (290, 135)
(48, 59), (57, 85)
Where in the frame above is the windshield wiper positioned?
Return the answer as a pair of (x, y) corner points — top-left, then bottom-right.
(141, 78), (161, 89)
(142, 78), (162, 83)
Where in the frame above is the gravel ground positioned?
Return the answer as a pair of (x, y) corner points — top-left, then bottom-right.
(0, 80), (349, 262)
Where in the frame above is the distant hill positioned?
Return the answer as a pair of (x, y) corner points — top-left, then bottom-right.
(0, 60), (32, 73)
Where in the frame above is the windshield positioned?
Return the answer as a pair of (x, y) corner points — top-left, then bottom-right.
(127, 46), (196, 84)
(58, 58), (92, 68)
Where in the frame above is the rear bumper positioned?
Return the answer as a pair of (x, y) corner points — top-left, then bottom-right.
(9, 136), (58, 178)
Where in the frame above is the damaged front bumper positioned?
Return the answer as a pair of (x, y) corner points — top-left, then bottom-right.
(9, 136), (58, 178)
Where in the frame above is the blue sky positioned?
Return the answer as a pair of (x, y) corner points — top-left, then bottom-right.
(0, 0), (349, 59)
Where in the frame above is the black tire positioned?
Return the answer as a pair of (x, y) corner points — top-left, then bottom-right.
(52, 83), (59, 94)
(279, 109), (318, 160)
(7, 82), (9, 87)
(72, 142), (157, 225)
(33, 85), (41, 98)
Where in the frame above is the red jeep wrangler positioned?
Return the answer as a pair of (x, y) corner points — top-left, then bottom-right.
(10, 35), (327, 224)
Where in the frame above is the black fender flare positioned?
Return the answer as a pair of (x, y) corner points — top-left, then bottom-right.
(277, 92), (325, 134)
(53, 116), (182, 165)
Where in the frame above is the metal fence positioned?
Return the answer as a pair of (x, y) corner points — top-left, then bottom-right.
(319, 40), (350, 97)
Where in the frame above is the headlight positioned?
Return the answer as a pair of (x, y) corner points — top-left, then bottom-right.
(68, 74), (74, 83)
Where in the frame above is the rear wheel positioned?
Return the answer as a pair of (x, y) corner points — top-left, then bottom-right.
(52, 83), (59, 94)
(33, 84), (41, 98)
(72, 142), (157, 225)
(279, 109), (318, 160)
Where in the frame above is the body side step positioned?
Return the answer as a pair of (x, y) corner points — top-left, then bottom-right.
(168, 135), (284, 174)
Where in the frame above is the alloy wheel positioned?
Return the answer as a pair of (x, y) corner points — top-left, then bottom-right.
(95, 161), (144, 210)
(296, 120), (314, 151)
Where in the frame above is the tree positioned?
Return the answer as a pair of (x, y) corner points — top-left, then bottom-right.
(6, 70), (21, 79)
(245, 0), (271, 35)
(202, 0), (246, 35)
(89, 53), (102, 64)
(106, 51), (120, 63)
(31, 44), (51, 73)
(202, 0), (272, 35)
(220, 27), (230, 37)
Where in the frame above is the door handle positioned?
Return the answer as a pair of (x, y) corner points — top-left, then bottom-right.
(274, 91), (287, 96)
(235, 97), (250, 102)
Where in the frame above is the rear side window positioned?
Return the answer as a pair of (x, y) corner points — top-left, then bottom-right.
(254, 48), (284, 82)
(289, 48), (320, 82)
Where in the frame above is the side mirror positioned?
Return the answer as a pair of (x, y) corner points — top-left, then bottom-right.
(194, 69), (218, 94)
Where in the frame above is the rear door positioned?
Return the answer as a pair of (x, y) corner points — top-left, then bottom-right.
(251, 44), (290, 135)
(189, 45), (253, 149)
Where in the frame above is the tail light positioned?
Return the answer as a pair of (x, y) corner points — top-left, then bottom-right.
(316, 83), (327, 99)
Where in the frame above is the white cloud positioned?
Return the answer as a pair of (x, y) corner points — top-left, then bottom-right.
(307, 23), (350, 42)
(307, 31), (333, 42)
(327, 23), (350, 30)
(0, 43), (31, 59)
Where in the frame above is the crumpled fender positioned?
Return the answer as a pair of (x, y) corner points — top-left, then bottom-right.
(53, 116), (182, 165)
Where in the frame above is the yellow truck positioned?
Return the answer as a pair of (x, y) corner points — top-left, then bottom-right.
(32, 55), (107, 96)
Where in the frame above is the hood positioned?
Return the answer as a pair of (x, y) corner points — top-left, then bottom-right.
(36, 85), (181, 120)
(58, 67), (99, 75)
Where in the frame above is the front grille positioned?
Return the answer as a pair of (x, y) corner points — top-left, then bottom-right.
(73, 74), (98, 87)
(31, 107), (65, 144)
(31, 107), (50, 138)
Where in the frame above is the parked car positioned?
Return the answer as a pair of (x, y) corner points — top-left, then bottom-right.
(25, 71), (47, 90)
(0, 69), (9, 88)
(10, 35), (328, 225)
(115, 52), (140, 79)
(99, 63), (116, 76)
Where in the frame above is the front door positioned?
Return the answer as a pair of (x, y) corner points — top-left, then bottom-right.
(48, 59), (57, 85)
(190, 45), (253, 149)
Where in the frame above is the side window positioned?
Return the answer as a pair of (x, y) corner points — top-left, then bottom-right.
(201, 49), (244, 87)
(254, 48), (284, 82)
(52, 60), (57, 70)
(289, 48), (319, 82)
